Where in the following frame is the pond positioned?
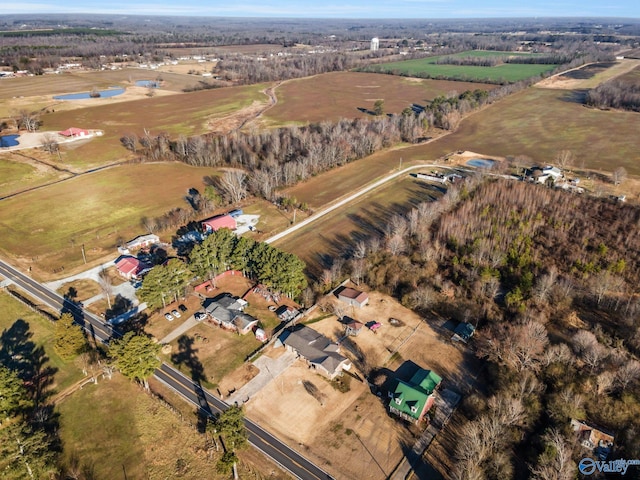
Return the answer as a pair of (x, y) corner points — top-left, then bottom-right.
(135, 80), (159, 88)
(53, 87), (125, 100)
(0, 134), (20, 147)
(467, 158), (495, 168)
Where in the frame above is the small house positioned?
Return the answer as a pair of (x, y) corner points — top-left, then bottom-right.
(276, 305), (299, 322)
(452, 322), (476, 343)
(115, 256), (150, 281)
(388, 367), (441, 424)
(201, 214), (237, 233)
(571, 419), (615, 460)
(336, 286), (369, 308)
(203, 294), (257, 335)
(278, 325), (351, 379)
(58, 127), (90, 138)
(122, 234), (159, 252)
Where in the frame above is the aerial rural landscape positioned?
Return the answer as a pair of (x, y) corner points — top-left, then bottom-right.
(1, 9), (640, 480)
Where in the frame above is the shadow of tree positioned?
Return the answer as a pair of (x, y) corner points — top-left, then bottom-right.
(105, 294), (134, 321)
(172, 335), (211, 433)
(0, 319), (57, 406)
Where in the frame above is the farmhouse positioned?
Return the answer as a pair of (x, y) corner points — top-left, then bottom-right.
(58, 127), (90, 138)
(115, 256), (151, 281)
(202, 214), (237, 233)
(388, 367), (441, 424)
(571, 419), (615, 460)
(527, 165), (563, 185)
(203, 294), (258, 335)
(278, 325), (351, 379)
(336, 286), (369, 308)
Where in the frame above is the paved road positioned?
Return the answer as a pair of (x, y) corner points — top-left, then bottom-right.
(0, 259), (333, 480)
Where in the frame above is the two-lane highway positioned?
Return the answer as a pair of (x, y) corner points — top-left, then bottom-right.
(1, 260), (334, 480)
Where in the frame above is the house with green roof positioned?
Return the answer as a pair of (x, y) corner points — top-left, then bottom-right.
(388, 367), (442, 424)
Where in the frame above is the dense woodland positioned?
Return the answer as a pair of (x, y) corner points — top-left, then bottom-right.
(586, 73), (640, 112)
(329, 178), (640, 479)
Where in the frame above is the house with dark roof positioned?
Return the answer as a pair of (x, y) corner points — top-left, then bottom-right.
(115, 256), (151, 281)
(336, 286), (369, 308)
(204, 294), (257, 335)
(278, 325), (351, 379)
(202, 214), (237, 233)
(452, 322), (476, 343)
(388, 367), (441, 424)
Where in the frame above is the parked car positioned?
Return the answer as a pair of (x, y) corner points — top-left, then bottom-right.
(178, 304), (188, 312)
(194, 312), (207, 321)
(164, 312), (174, 321)
(171, 309), (181, 318)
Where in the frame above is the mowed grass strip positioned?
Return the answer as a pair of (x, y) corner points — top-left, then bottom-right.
(41, 83), (268, 169)
(0, 162), (210, 268)
(0, 290), (84, 393)
(276, 177), (444, 277)
(264, 71), (497, 125)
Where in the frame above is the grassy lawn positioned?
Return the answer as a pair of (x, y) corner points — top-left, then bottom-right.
(0, 290), (84, 393)
(0, 153), (68, 198)
(57, 374), (236, 480)
(56, 279), (102, 302)
(41, 83), (268, 169)
(263, 71), (497, 126)
(277, 176), (444, 277)
(0, 162), (212, 276)
(360, 51), (556, 83)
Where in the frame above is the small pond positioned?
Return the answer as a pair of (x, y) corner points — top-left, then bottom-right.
(0, 134), (20, 147)
(53, 87), (125, 100)
(467, 158), (495, 168)
(135, 80), (159, 88)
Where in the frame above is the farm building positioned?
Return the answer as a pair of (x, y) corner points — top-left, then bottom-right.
(114, 256), (151, 280)
(58, 127), (90, 138)
(336, 286), (369, 308)
(120, 234), (159, 252)
(278, 325), (351, 380)
(203, 294), (257, 335)
(388, 367), (441, 424)
(202, 214), (237, 233)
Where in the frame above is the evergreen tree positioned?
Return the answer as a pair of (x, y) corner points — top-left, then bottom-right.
(109, 332), (160, 390)
(54, 313), (87, 361)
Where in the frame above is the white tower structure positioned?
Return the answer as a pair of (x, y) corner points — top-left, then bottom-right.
(371, 37), (379, 52)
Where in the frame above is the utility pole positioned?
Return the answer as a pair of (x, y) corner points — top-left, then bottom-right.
(292, 208), (297, 224)
(81, 244), (87, 264)
(399, 157), (403, 171)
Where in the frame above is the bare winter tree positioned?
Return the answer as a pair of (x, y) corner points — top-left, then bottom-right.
(616, 359), (640, 392)
(16, 109), (40, 132)
(217, 170), (248, 204)
(98, 268), (113, 309)
(530, 428), (575, 480)
(612, 166), (627, 185)
(41, 133), (59, 154)
(555, 150), (574, 170)
(533, 267), (558, 303)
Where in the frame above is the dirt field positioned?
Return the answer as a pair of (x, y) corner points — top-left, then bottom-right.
(262, 71), (497, 126)
(246, 289), (478, 480)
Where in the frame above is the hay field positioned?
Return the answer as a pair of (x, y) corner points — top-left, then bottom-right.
(0, 152), (68, 198)
(277, 176), (444, 277)
(263, 71), (497, 125)
(39, 83), (267, 169)
(0, 162), (210, 276)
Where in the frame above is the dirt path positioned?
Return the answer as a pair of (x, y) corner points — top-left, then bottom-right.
(206, 82), (280, 135)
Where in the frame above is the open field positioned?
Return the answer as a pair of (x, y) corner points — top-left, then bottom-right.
(0, 162), (212, 278)
(360, 50), (557, 83)
(57, 374), (271, 480)
(277, 176), (445, 277)
(246, 289), (477, 480)
(0, 290), (84, 393)
(0, 151), (69, 198)
(37, 82), (268, 169)
(262, 71), (497, 125)
(536, 59), (640, 90)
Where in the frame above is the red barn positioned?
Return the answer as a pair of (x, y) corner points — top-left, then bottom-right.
(202, 214), (236, 233)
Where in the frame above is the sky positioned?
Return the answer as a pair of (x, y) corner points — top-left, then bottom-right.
(1, 0), (639, 19)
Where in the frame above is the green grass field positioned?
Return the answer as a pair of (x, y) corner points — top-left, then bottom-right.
(0, 153), (68, 198)
(0, 162), (211, 275)
(0, 290), (84, 393)
(360, 50), (557, 83)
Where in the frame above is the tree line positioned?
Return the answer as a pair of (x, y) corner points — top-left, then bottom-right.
(585, 76), (640, 112)
(138, 228), (307, 309)
(432, 53), (575, 66)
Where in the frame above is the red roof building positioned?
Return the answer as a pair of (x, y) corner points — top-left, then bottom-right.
(115, 256), (148, 280)
(337, 286), (369, 308)
(202, 214), (237, 233)
(59, 127), (90, 138)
